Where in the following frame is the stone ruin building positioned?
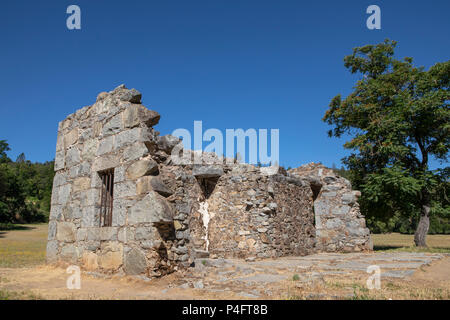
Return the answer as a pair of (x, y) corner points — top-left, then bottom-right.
(46, 85), (372, 277)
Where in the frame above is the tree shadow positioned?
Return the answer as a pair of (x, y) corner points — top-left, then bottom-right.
(373, 244), (450, 253)
(373, 245), (403, 251)
(0, 224), (37, 235)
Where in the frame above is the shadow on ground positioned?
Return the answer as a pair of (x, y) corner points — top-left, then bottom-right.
(0, 225), (36, 238)
(374, 245), (404, 250)
(373, 245), (450, 253)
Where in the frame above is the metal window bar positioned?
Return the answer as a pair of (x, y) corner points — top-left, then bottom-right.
(99, 169), (114, 227)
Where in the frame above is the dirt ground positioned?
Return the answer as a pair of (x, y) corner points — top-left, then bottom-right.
(0, 254), (449, 300)
(0, 224), (449, 300)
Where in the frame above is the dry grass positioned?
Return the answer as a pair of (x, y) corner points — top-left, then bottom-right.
(0, 224), (449, 300)
(1, 225), (448, 269)
(283, 273), (450, 300)
(0, 224), (48, 268)
(0, 288), (45, 300)
(372, 233), (450, 253)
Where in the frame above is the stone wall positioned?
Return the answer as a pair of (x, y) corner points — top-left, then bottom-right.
(47, 85), (185, 277)
(146, 160), (317, 262)
(289, 163), (373, 252)
(187, 164), (316, 259)
(47, 85), (371, 279)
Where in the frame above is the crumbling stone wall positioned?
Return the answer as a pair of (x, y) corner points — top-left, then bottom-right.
(47, 85), (371, 279)
(47, 85), (185, 277)
(149, 159), (316, 262)
(289, 163), (372, 252)
(187, 164), (315, 259)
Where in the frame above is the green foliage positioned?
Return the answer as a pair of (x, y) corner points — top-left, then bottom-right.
(351, 284), (372, 300)
(0, 140), (11, 164)
(332, 166), (352, 181)
(323, 39), (449, 237)
(336, 164), (450, 234)
(0, 141), (54, 223)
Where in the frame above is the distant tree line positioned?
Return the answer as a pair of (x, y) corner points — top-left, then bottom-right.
(0, 140), (54, 224)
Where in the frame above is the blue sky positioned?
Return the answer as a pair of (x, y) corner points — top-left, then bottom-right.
(0, 0), (449, 169)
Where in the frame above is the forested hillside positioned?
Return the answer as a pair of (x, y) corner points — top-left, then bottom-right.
(0, 140), (54, 224)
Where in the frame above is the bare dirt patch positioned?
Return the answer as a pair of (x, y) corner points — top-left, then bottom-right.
(0, 265), (245, 300)
(0, 253), (448, 300)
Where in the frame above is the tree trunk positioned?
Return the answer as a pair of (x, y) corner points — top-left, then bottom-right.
(414, 199), (431, 247)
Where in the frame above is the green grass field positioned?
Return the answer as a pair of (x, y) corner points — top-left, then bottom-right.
(0, 224), (48, 268)
(372, 233), (450, 253)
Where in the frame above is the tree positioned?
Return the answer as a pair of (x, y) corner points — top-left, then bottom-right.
(0, 163), (25, 223)
(0, 141), (55, 224)
(323, 39), (449, 247)
(0, 140), (11, 163)
(16, 153), (26, 163)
